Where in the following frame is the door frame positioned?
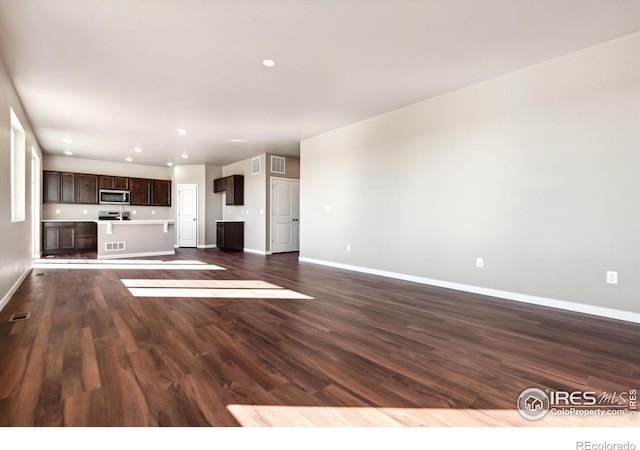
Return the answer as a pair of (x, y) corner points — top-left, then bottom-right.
(31, 148), (41, 258)
(270, 176), (300, 254)
(177, 183), (198, 248)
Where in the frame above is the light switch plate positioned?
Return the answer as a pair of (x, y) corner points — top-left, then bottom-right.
(606, 271), (618, 285)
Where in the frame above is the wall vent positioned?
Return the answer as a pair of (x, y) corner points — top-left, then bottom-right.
(105, 242), (126, 251)
(271, 156), (285, 174)
(251, 157), (261, 175)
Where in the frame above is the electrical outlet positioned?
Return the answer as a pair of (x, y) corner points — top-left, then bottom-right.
(132, 210), (137, 215)
(476, 257), (484, 268)
(259, 209), (264, 214)
(606, 271), (618, 285)
(346, 244), (351, 253)
(324, 205), (332, 213)
(83, 209), (88, 215)
(55, 209), (60, 214)
(151, 210), (156, 215)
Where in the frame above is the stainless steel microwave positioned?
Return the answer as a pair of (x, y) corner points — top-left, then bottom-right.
(99, 189), (131, 205)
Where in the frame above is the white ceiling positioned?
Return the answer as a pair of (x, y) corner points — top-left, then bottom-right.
(0, 0), (639, 167)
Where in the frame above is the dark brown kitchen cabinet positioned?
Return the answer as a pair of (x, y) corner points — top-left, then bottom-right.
(114, 177), (129, 190)
(224, 175), (243, 205)
(99, 175), (129, 190)
(61, 172), (76, 203)
(44, 171), (76, 203)
(76, 174), (98, 204)
(129, 177), (150, 205)
(216, 221), (244, 251)
(213, 175), (244, 205)
(76, 222), (98, 250)
(151, 179), (171, 206)
(42, 222), (76, 254)
(44, 171), (61, 203)
(42, 221), (97, 255)
(213, 177), (226, 193)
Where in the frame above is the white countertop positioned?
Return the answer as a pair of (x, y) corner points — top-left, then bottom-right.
(42, 219), (98, 223)
(43, 219), (174, 224)
(97, 219), (175, 225)
(215, 220), (245, 223)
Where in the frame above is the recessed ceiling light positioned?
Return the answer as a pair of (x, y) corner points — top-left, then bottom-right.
(181, 153), (189, 159)
(125, 156), (132, 162)
(134, 147), (142, 153)
(262, 59), (276, 68)
(177, 128), (187, 135)
(64, 150), (73, 155)
(228, 139), (247, 143)
(167, 162), (174, 167)
(63, 137), (72, 144)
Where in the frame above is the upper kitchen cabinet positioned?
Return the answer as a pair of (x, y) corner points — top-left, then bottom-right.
(151, 179), (171, 206)
(213, 177), (226, 193)
(76, 174), (98, 204)
(225, 175), (244, 205)
(213, 175), (244, 205)
(129, 177), (150, 205)
(44, 171), (76, 203)
(44, 171), (61, 203)
(99, 175), (129, 190)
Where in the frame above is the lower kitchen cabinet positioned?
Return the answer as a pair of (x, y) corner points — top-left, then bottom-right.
(76, 222), (98, 250)
(216, 221), (244, 251)
(42, 221), (97, 255)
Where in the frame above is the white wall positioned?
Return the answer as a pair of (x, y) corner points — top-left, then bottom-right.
(300, 32), (640, 315)
(0, 55), (43, 311)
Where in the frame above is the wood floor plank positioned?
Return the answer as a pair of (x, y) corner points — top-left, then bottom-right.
(0, 249), (637, 426)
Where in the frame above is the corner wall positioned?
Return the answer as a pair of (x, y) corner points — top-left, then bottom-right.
(300, 33), (640, 316)
(222, 154), (267, 253)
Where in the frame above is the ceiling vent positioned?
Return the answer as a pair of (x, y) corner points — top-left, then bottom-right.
(271, 156), (285, 174)
(251, 157), (261, 175)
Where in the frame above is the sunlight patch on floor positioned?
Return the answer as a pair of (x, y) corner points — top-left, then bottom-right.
(225, 405), (638, 427)
(126, 287), (313, 299)
(121, 279), (281, 289)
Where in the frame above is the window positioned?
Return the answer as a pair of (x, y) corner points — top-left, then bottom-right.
(10, 108), (26, 222)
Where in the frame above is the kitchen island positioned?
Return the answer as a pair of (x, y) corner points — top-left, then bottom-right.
(97, 219), (176, 259)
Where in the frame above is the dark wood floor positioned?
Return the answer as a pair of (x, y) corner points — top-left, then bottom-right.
(0, 249), (638, 426)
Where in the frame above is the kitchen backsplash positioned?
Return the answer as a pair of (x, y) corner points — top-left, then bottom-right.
(43, 203), (173, 221)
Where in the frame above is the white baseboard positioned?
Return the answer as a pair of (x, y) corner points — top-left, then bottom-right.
(243, 248), (272, 255)
(0, 265), (32, 313)
(98, 250), (176, 260)
(197, 244), (217, 249)
(298, 257), (640, 324)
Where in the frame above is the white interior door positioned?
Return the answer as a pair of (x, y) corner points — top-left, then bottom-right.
(178, 184), (198, 248)
(271, 178), (300, 253)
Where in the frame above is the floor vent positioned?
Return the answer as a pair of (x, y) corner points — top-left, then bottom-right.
(9, 312), (30, 322)
(105, 242), (126, 251)
(35, 272), (46, 276)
